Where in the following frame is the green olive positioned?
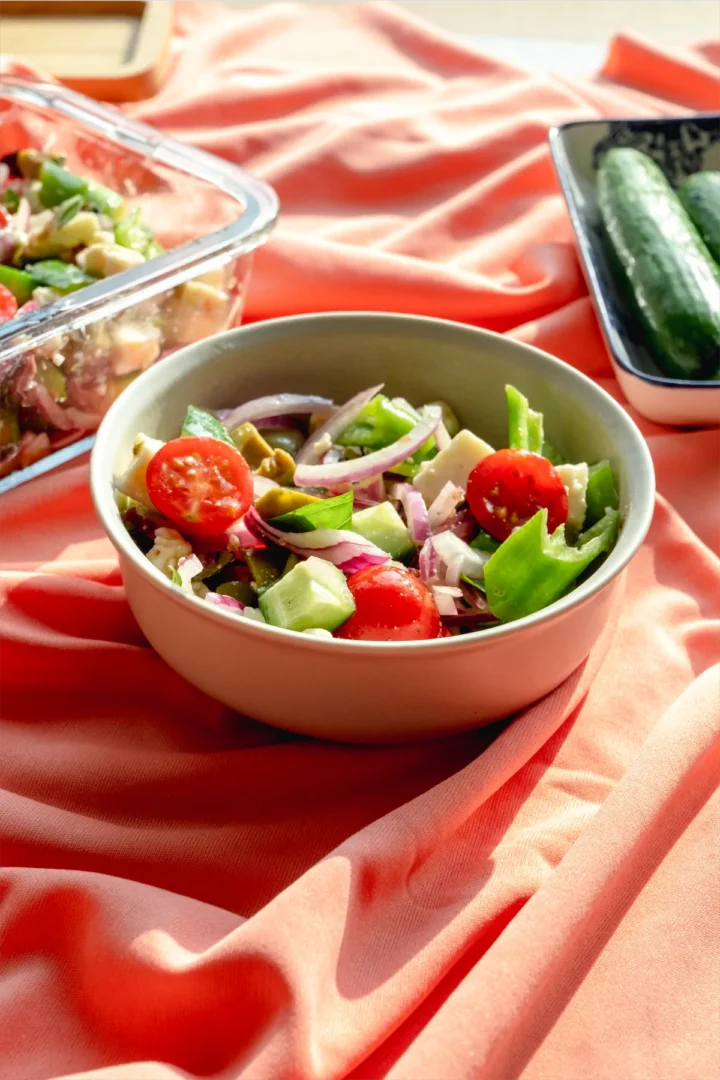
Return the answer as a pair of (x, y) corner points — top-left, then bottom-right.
(262, 427), (305, 456)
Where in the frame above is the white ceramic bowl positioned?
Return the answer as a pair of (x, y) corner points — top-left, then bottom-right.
(91, 313), (655, 742)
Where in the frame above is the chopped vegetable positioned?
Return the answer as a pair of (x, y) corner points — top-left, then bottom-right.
(335, 564), (441, 641)
(271, 490), (353, 533)
(145, 436), (254, 540)
(27, 259), (96, 293)
(484, 508), (620, 622)
(230, 422), (273, 468)
(38, 160), (87, 208)
(466, 448), (569, 542)
(351, 501), (414, 557)
(260, 556), (355, 633)
(585, 460), (619, 526)
(0, 265), (34, 305)
(181, 405), (234, 447)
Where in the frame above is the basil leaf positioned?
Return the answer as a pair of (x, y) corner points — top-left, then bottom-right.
(181, 405), (235, 446)
(27, 259), (96, 293)
(270, 490), (353, 533)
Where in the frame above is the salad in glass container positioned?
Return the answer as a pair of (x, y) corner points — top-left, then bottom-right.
(115, 383), (621, 640)
(0, 150), (235, 476)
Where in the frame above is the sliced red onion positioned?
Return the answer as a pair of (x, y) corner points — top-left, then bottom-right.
(222, 394), (334, 432)
(294, 405), (442, 488)
(244, 505), (389, 573)
(0, 163), (8, 187)
(434, 508), (476, 543)
(418, 537), (440, 584)
(253, 415), (300, 430)
(17, 299), (40, 317)
(435, 420), (451, 451)
(432, 590), (458, 618)
(0, 230), (16, 264)
(227, 516), (266, 552)
(428, 481), (465, 532)
(323, 447), (345, 466)
(176, 553), (203, 591)
(205, 592), (245, 611)
(391, 482), (430, 544)
(432, 530), (490, 584)
(296, 384), (383, 466)
(252, 474), (279, 498)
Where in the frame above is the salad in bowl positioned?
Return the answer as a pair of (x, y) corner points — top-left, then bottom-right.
(116, 382), (621, 640)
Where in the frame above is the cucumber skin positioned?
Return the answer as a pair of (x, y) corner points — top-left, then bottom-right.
(679, 171), (720, 266)
(597, 148), (720, 380)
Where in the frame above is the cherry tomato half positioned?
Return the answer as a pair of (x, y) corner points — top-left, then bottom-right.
(0, 206), (10, 229)
(146, 436), (253, 540)
(0, 283), (18, 323)
(466, 448), (568, 541)
(335, 564), (441, 642)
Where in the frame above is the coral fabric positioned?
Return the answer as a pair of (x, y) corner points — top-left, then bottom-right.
(1, 4), (720, 1080)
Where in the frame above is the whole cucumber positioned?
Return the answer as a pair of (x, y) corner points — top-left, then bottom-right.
(597, 148), (720, 380)
(679, 171), (720, 266)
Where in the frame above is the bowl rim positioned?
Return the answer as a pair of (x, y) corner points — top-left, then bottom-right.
(548, 116), (720, 392)
(91, 311), (656, 653)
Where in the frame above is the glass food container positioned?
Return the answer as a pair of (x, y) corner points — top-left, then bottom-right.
(0, 76), (279, 491)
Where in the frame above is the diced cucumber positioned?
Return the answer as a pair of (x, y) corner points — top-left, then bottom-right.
(351, 502), (414, 557)
(259, 556), (355, 633)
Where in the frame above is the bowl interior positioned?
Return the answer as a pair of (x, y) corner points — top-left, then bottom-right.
(550, 115), (720, 389)
(99, 315), (651, 545)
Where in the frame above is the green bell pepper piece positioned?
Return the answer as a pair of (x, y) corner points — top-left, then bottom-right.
(338, 394), (415, 449)
(86, 182), (125, 222)
(585, 460), (619, 527)
(470, 528), (500, 553)
(26, 259), (96, 294)
(0, 265), (34, 305)
(337, 393), (436, 477)
(38, 160), (87, 208)
(2, 188), (20, 213)
(270, 490), (353, 533)
(181, 405), (234, 446)
(484, 507), (620, 622)
(114, 207), (155, 253)
(541, 439), (565, 466)
(506, 384), (544, 454)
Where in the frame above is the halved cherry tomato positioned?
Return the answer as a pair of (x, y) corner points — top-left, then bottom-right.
(335, 564), (441, 642)
(146, 436), (253, 540)
(0, 206), (10, 229)
(0, 283), (18, 323)
(467, 448), (568, 541)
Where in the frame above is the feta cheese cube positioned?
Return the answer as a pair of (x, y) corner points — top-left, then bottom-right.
(413, 429), (494, 505)
(147, 528), (192, 578)
(114, 432), (164, 506)
(556, 462), (589, 530)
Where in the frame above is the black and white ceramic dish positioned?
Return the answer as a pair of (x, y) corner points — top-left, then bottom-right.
(550, 115), (720, 427)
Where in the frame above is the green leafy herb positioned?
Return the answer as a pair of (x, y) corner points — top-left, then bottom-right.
(270, 490), (354, 533)
(27, 259), (96, 293)
(0, 265), (34, 305)
(56, 194), (84, 227)
(170, 567), (182, 586)
(114, 207), (155, 253)
(181, 405), (235, 446)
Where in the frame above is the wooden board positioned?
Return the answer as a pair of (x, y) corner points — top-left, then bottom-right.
(0, 1), (172, 101)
